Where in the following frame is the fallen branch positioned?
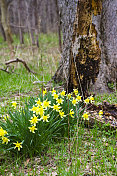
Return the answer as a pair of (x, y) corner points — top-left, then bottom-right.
(5, 58), (37, 74)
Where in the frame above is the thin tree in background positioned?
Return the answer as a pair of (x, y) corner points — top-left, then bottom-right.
(55, 0), (62, 52)
(18, 0), (24, 44)
(0, 0), (13, 46)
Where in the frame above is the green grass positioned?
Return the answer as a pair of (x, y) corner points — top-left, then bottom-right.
(0, 33), (117, 175)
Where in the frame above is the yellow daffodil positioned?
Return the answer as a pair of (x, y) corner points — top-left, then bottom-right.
(51, 88), (56, 95)
(84, 98), (90, 104)
(60, 90), (66, 97)
(29, 115), (39, 126)
(69, 109), (74, 118)
(53, 93), (59, 100)
(76, 95), (82, 102)
(73, 89), (78, 95)
(67, 93), (72, 99)
(28, 126), (37, 133)
(29, 105), (38, 113)
(42, 100), (51, 109)
(2, 137), (10, 144)
(89, 96), (94, 103)
(56, 98), (63, 105)
(35, 98), (42, 106)
(43, 88), (47, 96)
(52, 104), (61, 112)
(72, 99), (77, 106)
(0, 127), (7, 137)
(13, 141), (22, 151)
(41, 114), (50, 122)
(99, 110), (103, 117)
(82, 112), (89, 120)
(12, 101), (17, 109)
(36, 106), (44, 116)
(59, 111), (66, 118)
(3, 114), (9, 120)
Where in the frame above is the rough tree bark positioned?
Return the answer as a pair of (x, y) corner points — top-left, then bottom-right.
(53, 0), (117, 95)
(0, 0), (13, 45)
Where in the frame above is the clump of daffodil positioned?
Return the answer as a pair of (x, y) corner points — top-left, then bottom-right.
(99, 110), (103, 117)
(43, 88), (47, 96)
(82, 112), (89, 120)
(73, 89), (78, 95)
(84, 98), (90, 104)
(56, 98), (63, 105)
(35, 98), (42, 106)
(13, 141), (22, 151)
(2, 136), (10, 144)
(42, 99), (51, 109)
(72, 98), (77, 106)
(28, 126), (37, 133)
(59, 111), (66, 118)
(12, 101), (17, 109)
(41, 114), (50, 122)
(89, 95), (94, 103)
(29, 115), (39, 126)
(69, 109), (74, 118)
(76, 95), (82, 102)
(52, 104), (61, 112)
(0, 127), (7, 137)
(60, 90), (66, 97)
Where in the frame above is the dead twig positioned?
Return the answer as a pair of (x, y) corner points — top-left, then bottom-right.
(5, 58), (37, 74)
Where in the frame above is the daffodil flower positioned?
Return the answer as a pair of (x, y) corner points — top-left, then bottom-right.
(67, 93), (72, 99)
(84, 98), (90, 104)
(51, 88), (56, 95)
(60, 90), (66, 97)
(82, 112), (89, 120)
(0, 127), (7, 137)
(12, 101), (17, 109)
(35, 98), (42, 106)
(69, 109), (74, 118)
(41, 114), (50, 122)
(73, 89), (78, 95)
(72, 99), (77, 106)
(28, 126), (37, 133)
(59, 111), (66, 118)
(29, 115), (39, 126)
(43, 88), (47, 96)
(76, 95), (82, 102)
(29, 105), (38, 113)
(53, 93), (59, 100)
(42, 99), (51, 109)
(13, 141), (22, 151)
(56, 98), (63, 105)
(89, 96), (94, 103)
(99, 110), (103, 117)
(2, 137), (10, 144)
(52, 104), (61, 112)
(35, 106), (44, 116)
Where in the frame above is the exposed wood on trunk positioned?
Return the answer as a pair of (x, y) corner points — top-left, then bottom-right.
(68, 0), (102, 97)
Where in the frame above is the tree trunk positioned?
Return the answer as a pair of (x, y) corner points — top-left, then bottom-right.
(0, 0), (13, 45)
(53, 0), (117, 95)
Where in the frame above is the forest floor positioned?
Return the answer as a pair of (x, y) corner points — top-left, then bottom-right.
(0, 34), (117, 176)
